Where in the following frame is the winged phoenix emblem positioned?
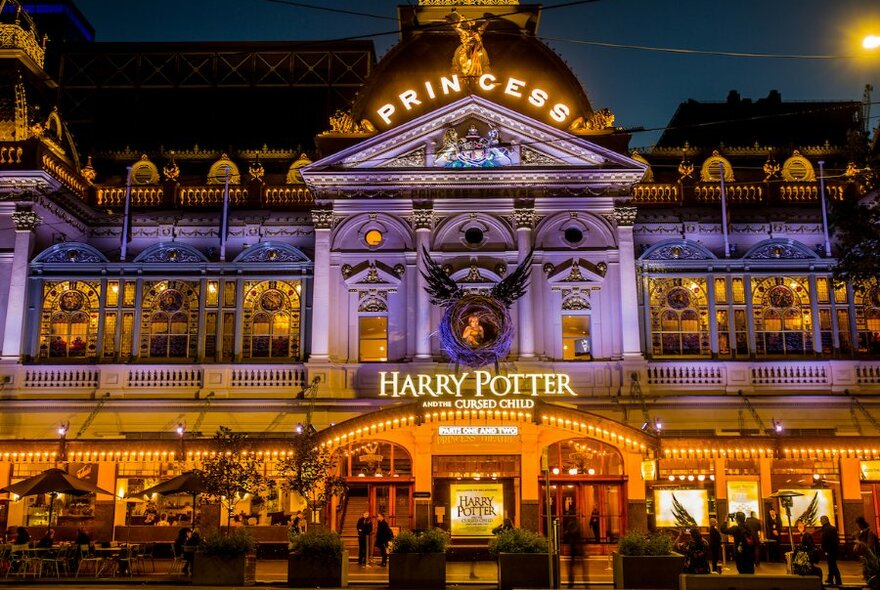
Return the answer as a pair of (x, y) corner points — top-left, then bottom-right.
(421, 246), (533, 368)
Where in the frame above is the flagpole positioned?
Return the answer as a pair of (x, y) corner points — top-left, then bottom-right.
(818, 160), (831, 257)
(120, 166), (133, 261)
(219, 167), (230, 262)
(719, 162), (730, 258)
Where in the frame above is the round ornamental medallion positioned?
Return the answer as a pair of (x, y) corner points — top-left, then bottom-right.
(768, 286), (794, 308)
(439, 294), (513, 368)
(59, 290), (85, 312)
(666, 287), (691, 310)
(260, 290), (284, 312)
(158, 289), (184, 312)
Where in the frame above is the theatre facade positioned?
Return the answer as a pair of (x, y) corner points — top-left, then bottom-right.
(0, 0), (879, 547)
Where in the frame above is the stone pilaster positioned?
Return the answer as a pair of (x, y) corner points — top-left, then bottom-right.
(309, 209), (334, 362)
(612, 206), (643, 360)
(513, 208), (536, 358)
(411, 209), (434, 360)
(2, 210), (41, 360)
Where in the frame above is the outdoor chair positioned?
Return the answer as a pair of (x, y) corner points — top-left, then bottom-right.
(116, 544), (134, 577)
(7, 545), (40, 579)
(41, 544), (72, 578)
(167, 544), (186, 575)
(75, 544), (102, 578)
(137, 541), (155, 573)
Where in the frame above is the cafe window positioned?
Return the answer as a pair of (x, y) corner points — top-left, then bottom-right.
(359, 316), (388, 362)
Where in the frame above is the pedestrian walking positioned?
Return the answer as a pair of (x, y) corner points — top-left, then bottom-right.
(720, 512), (756, 574)
(375, 513), (393, 567)
(708, 518), (723, 573)
(745, 510), (763, 566)
(356, 511), (373, 566)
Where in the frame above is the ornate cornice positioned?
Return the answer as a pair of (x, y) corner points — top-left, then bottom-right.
(612, 206), (638, 227)
(409, 209), (435, 230)
(311, 209), (335, 230)
(12, 210), (41, 231)
(511, 207), (536, 229)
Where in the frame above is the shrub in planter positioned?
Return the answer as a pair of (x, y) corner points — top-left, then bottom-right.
(389, 528), (450, 590)
(193, 529), (257, 586)
(288, 528), (348, 588)
(489, 528), (554, 590)
(613, 531), (684, 590)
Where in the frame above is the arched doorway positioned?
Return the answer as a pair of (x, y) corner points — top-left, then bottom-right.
(335, 440), (414, 535)
(540, 438), (626, 546)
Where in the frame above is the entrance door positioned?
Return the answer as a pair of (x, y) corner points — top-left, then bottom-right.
(540, 481), (626, 544)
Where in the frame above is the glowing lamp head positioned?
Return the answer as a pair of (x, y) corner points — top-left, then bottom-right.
(57, 424), (68, 437)
(176, 424), (185, 436)
(864, 35), (880, 49)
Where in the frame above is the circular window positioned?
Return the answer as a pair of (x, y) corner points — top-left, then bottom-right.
(768, 285), (795, 308)
(464, 227), (484, 245)
(59, 291), (85, 312)
(158, 289), (184, 312)
(564, 227), (583, 244)
(364, 229), (384, 247)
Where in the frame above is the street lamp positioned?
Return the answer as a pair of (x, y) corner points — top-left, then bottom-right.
(176, 422), (186, 459)
(57, 421), (69, 462)
(864, 35), (880, 50)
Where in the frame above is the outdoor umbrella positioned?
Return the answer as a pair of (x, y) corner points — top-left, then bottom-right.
(0, 467), (114, 531)
(132, 471), (208, 523)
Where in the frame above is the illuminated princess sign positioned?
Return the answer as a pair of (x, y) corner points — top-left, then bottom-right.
(376, 74), (572, 126)
(378, 370), (576, 398)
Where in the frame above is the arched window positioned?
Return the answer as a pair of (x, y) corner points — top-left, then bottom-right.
(39, 281), (100, 360)
(141, 281), (198, 359)
(753, 277), (812, 355)
(243, 281), (301, 359)
(648, 279), (710, 356)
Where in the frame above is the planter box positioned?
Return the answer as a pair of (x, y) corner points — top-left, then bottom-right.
(388, 553), (446, 590)
(497, 553), (557, 590)
(288, 550), (348, 588)
(612, 552), (685, 590)
(192, 553), (256, 586)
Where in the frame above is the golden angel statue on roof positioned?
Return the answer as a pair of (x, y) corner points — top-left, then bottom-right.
(446, 11), (490, 77)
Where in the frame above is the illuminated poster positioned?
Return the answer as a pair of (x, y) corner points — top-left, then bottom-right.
(727, 481), (760, 519)
(450, 483), (504, 536)
(785, 489), (835, 526)
(654, 489), (709, 528)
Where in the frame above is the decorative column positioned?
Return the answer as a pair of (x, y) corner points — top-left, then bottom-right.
(613, 206), (643, 360)
(2, 210), (41, 360)
(309, 209), (333, 362)
(412, 209), (434, 360)
(513, 208), (536, 358)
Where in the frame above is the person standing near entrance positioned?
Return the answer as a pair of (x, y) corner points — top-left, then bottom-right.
(819, 515), (841, 586)
(708, 518), (723, 573)
(375, 513), (393, 567)
(720, 512), (756, 574)
(588, 508), (601, 542)
(356, 511), (373, 566)
(744, 511), (763, 566)
(765, 508), (782, 562)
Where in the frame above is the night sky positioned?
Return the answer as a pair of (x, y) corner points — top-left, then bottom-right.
(76, 0), (880, 148)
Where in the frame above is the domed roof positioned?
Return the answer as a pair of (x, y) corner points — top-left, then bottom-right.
(351, 7), (594, 133)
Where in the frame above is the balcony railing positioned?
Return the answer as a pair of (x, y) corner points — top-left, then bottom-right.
(12, 363), (306, 396)
(646, 359), (880, 394)
(0, 23), (45, 69)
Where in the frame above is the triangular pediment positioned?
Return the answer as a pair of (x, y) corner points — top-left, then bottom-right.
(302, 96), (646, 192)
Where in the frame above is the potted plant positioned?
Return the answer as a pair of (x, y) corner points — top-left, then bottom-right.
(288, 528), (348, 588)
(277, 423), (348, 527)
(192, 528), (257, 586)
(488, 527), (554, 590)
(388, 528), (450, 590)
(612, 531), (684, 590)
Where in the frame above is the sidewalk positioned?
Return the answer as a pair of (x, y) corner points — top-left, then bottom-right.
(0, 556), (869, 588)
